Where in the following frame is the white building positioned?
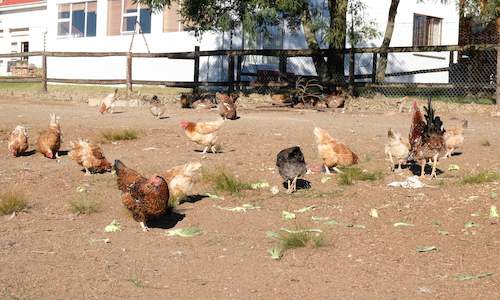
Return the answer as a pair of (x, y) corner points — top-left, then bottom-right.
(0, 0), (47, 75)
(0, 0), (460, 83)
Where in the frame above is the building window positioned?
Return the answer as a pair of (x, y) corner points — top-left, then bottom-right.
(163, 2), (183, 32)
(108, 0), (151, 35)
(57, 1), (97, 38)
(413, 14), (442, 46)
(21, 42), (29, 61)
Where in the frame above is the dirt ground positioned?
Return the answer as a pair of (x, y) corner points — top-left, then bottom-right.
(0, 96), (499, 299)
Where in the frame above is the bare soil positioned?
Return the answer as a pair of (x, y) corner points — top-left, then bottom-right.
(0, 96), (499, 299)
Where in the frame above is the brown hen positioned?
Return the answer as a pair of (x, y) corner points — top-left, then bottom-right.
(114, 160), (169, 231)
(8, 125), (29, 157)
(408, 98), (447, 178)
(69, 139), (112, 175)
(36, 113), (62, 159)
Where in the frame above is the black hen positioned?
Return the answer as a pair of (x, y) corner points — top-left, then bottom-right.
(276, 146), (307, 193)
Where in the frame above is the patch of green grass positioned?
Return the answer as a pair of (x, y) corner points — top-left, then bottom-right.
(0, 82), (190, 96)
(69, 195), (99, 215)
(202, 168), (252, 195)
(277, 230), (326, 251)
(338, 167), (384, 186)
(0, 190), (28, 215)
(480, 139), (491, 147)
(128, 277), (144, 288)
(128, 263), (145, 288)
(100, 129), (139, 143)
(290, 188), (343, 199)
(0, 82), (43, 91)
(461, 171), (500, 185)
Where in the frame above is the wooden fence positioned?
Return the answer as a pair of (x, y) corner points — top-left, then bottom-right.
(0, 43), (496, 94)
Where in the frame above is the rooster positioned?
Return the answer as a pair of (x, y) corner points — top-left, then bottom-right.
(179, 118), (224, 154)
(36, 113), (62, 159)
(313, 127), (358, 174)
(276, 146), (307, 193)
(384, 128), (409, 172)
(69, 139), (112, 175)
(443, 119), (468, 158)
(162, 162), (202, 204)
(98, 88), (117, 114)
(216, 92), (238, 120)
(114, 160), (169, 231)
(7, 125), (29, 157)
(408, 98), (447, 178)
(149, 95), (167, 119)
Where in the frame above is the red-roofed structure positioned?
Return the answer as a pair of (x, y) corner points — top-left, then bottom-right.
(0, 0), (42, 7)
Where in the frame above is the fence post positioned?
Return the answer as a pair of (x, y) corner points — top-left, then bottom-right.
(371, 53), (377, 83)
(228, 53), (235, 93)
(236, 55), (242, 93)
(193, 46), (200, 94)
(193, 46), (200, 84)
(279, 55), (287, 79)
(42, 53), (47, 92)
(348, 48), (355, 94)
(126, 52), (133, 94)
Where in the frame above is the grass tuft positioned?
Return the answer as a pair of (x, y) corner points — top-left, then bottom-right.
(480, 139), (491, 147)
(100, 129), (139, 143)
(268, 230), (326, 260)
(69, 195), (99, 215)
(461, 171), (500, 185)
(0, 190), (28, 215)
(338, 167), (384, 185)
(202, 168), (252, 195)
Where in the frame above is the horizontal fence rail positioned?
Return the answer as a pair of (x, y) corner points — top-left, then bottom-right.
(0, 44), (497, 98)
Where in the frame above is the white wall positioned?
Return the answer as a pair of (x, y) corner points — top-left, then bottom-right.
(46, 0), (232, 81)
(0, 6), (47, 74)
(0, 0), (460, 83)
(350, 0), (460, 83)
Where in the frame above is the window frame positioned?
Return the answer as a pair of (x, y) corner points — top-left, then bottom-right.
(163, 2), (184, 33)
(57, 1), (96, 38)
(120, 0), (151, 34)
(412, 13), (443, 46)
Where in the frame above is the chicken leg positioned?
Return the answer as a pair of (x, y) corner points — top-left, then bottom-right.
(388, 152), (395, 172)
(139, 222), (149, 232)
(324, 165), (331, 174)
(84, 168), (91, 176)
(420, 160), (426, 177)
(286, 180), (292, 194)
(211, 145), (217, 154)
(430, 154), (439, 178)
(397, 161), (403, 172)
(291, 176), (298, 193)
(202, 146), (209, 154)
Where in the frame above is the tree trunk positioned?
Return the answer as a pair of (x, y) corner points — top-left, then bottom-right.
(327, 0), (348, 83)
(376, 0), (400, 82)
(301, 11), (328, 81)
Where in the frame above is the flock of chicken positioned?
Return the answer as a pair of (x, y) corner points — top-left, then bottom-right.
(6, 91), (466, 231)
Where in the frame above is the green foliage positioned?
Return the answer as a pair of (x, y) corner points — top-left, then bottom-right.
(461, 171), (500, 185)
(459, 0), (497, 22)
(100, 129), (139, 143)
(267, 229), (326, 260)
(139, 0), (378, 49)
(69, 195), (99, 215)
(202, 168), (252, 195)
(338, 167), (384, 185)
(0, 189), (28, 215)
